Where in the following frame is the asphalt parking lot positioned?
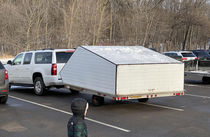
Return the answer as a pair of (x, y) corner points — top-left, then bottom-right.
(1, 75), (210, 137)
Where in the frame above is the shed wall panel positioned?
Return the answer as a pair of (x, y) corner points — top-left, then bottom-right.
(61, 47), (116, 94)
(116, 64), (184, 95)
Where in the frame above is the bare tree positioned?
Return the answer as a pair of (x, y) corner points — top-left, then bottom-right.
(1, 0), (210, 56)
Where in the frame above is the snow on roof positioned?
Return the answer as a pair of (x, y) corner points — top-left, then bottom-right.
(82, 46), (181, 64)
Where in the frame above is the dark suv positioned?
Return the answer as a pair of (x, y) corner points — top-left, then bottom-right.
(191, 50), (210, 60)
(0, 61), (9, 103)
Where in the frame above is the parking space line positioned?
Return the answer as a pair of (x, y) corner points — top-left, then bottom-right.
(140, 103), (184, 111)
(185, 94), (210, 99)
(9, 95), (131, 133)
(185, 84), (210, 88)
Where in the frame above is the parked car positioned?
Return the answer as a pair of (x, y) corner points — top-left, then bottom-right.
(191, 50), (210, 60)
(162, 51), (197, 62)
(5, 48), (75, 95)
(149, 48), (157, 52)
(204, 49), (210, 55)
(0, 61), (9, 103)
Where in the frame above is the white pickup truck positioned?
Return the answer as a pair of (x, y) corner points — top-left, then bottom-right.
(61, 46), (185, 106)
(4, 48), (74, 95)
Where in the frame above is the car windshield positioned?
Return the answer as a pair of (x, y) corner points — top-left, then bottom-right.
(56, 52), (74, 63)
(181, 53), (196, 57)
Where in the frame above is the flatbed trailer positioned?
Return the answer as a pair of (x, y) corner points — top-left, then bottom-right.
(61, 46), (185, 106)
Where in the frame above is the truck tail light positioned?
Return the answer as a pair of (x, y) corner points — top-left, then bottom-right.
(195, 57), (198, 60)
(51, 64), (57, 75)
(173, 93), (184, 96)
(5, 70), (8, 80)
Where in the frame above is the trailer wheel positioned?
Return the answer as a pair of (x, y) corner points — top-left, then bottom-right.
(92, 95), (104, 106)
(202, 77), (210, 84)
(70, 89), (79, 94)
(138, 98), (149, 102)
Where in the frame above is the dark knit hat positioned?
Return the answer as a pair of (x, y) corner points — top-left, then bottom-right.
(71, 98), (87, 117)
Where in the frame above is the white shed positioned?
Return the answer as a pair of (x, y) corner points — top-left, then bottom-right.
(60, 46), (184, 106)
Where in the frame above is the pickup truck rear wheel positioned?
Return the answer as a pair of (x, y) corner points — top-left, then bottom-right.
(34, 77), (45, 95)
(0, 95), (8, 103)
(92, 95), (104, 106)
(138, 98), (149, 102)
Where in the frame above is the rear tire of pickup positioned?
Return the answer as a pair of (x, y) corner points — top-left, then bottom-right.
(138, 98), (149, 102)
(202, 77), (210, 84)
(0, 95), (8, 103)
(92, 95), (104, 106)
(34, 77), (45, 95)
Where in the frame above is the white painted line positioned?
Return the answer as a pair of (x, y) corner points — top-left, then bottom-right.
(185, 84), (210, 88)
(185, 94), (210, 99)
(185, 84), (199, 87)
(9, 95), (130, 133)
(140, 103), (184, 112)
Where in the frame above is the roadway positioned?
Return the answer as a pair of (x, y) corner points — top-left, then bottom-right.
(0, 75), (210, 137)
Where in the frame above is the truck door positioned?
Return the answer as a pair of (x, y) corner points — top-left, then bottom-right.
(19, 53), (33, 84)
(8, 53), (23, 83)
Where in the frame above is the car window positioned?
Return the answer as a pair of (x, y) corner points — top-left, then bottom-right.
(23, 53), (32, 65)
(35, 52), (52, 64)
(56, 52), (73, 63)
(165, 53), (177, 57)
(181, 53), (196, 57)
(193, 52), (198, 56)
(172, 53), (178, 56)
(13, 54), (23, 65)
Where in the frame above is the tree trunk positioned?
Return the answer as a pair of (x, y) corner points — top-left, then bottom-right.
(182, 24), (190, 51)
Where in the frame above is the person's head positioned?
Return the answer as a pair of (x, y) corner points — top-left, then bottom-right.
(71, 98), (89, 117)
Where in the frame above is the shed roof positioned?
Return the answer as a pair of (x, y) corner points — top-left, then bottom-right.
(81, 46), (181, 64)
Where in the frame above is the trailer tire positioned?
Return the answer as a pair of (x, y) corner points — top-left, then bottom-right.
(34, 77), (45, 95)
(138, 98), (149, 102)
(202, 77), (210, 84)
(92, 95), (104, 106)
(70, 89), (79, 94)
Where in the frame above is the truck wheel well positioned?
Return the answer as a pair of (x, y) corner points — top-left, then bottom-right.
(33, 73), (43, 82)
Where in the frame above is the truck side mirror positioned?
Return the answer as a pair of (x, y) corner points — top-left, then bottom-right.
(7, 60), (12, 65)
